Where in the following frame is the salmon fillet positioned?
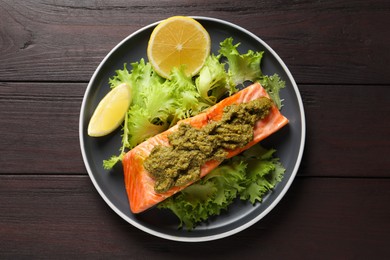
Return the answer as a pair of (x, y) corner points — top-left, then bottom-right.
(122, 82), (289, 213)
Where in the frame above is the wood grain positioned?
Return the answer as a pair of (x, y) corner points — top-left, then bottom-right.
(0, 0), (389, 84)
(0, 82), (85, 173)
(0, 175), (389, 258)
(1, 1), (389, 258)
(300, 84), (390, 178)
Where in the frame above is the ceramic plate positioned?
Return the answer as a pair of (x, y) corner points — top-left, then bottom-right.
(79, 16), (305, 242)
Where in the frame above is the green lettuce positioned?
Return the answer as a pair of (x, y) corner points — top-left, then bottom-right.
(219, 37), (264, 86)
(101, 37), (287, 230)
(158, 144), (285, 230)
(103, 37), (286, 174)
(103, 61), (221, 169)
(195, 54), (233, 105)
(260, 74), (286, 109)
(218, 37), (286, 109)
(162, 67), (208, 125)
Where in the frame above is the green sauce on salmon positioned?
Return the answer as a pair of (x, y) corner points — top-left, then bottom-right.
(143, 97), (273, 193)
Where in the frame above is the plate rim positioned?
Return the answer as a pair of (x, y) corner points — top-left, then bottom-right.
(79, 16), (306, 242)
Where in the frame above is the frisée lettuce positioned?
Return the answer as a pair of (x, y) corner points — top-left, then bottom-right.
(100, 36), (287, 230)
(103, 37), (286, 169)
(158, 144), (285, 230)
(219, 37), (264, 86)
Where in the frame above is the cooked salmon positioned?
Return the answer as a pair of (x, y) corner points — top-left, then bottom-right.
(122, 82), (289, 213)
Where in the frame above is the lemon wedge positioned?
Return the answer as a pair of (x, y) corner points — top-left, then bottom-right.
(88, 83), (132, 137)
(147, 16), (211, 79)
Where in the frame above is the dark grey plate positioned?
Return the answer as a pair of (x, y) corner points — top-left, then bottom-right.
(79, 16), (305, 242)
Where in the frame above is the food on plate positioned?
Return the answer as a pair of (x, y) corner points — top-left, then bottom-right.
(147, 16), (211, 79)
(122, 82), (288, 214)
(87, 83), (132, 137)
(88, 16), (290, 229)
(144, 97), (273, 193)
(102, 36), (286, 170)
(158, 143), (286, 229)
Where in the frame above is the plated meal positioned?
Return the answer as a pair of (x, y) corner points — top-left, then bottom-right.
(79, 16), (305, 242)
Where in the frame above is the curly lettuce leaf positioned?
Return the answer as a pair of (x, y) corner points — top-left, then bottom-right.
(126, 105), (168, 148)
(195, 54), (232, 105)
(219, 37), (264, 86)
(102, 112), (130, 170)
(240, 154), (285, 204)
(108, 63), (134, 89)
(125, 59), (165, 107)
(158, 162), (247, 230)
(259, 74), (286, 109)
(158, 145), (285, 230)
(218, 38), (285, 109)
(164, 67), (207, 125)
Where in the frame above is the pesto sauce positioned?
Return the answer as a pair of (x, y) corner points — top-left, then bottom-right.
(143, 97), (273, 193)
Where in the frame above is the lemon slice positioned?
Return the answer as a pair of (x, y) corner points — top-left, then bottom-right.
(147, 16), (211, 79)
(88, 83), (132, 137)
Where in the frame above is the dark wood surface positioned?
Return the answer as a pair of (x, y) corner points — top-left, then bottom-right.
(1, 0), (389, 259)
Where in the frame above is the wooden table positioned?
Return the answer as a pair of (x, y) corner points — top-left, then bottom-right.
(1, 1), (389, 258)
